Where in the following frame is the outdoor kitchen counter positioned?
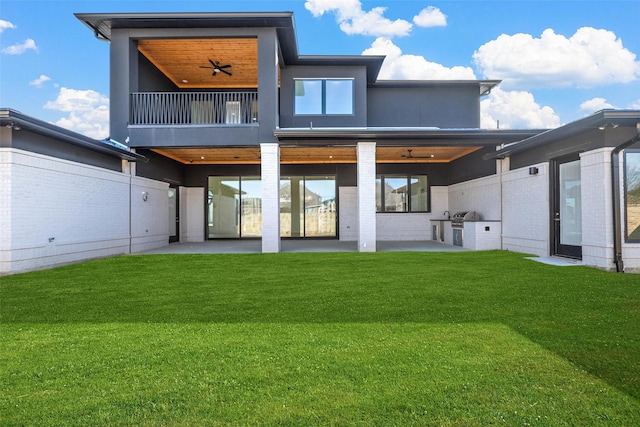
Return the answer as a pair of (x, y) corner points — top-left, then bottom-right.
(431, 219), (501, 250)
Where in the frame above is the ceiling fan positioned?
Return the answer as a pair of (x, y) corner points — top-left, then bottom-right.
(200, 59), (232, 76)
(401, 149), (435, 159)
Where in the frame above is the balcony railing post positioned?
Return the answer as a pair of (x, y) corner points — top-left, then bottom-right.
(130, 91), (258, 126)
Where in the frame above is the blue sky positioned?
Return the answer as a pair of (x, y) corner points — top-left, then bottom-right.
(1, 0), (639, 138)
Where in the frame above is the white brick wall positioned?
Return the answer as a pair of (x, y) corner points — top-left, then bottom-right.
(130, 176), (170, 253)
(500, 163), (549, 257)
(180, 187), (205, 242)
(338, 186), (357, 241)
(1, 148), (131, 274)
(377, 213), (431, 240)
(261, 143), (280, 252)
(448, 175), (501, 220)
(580, 149), (614, 269)
(357, 142), (376, 251)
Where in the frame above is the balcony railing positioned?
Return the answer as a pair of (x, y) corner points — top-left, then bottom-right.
(130, 91), (258, 126)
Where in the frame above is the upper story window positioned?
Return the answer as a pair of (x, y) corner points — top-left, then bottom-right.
(294, 79), (354, 115)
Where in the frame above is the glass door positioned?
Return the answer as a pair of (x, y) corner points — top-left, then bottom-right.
(168, 186), (179, 243)
(553, 156), (582, 259)
(280, 176), (336, 238)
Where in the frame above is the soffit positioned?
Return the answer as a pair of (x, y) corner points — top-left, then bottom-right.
(138, 38), (259, 89)
(151, 146), (482, 165)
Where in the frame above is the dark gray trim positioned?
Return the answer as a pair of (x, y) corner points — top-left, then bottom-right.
(611, 129), (640, 272)
(485, 109), (640, 160)
(370, 80), (500, 96)
(274, 127), (540, 145)
(0, 108), (147, 162)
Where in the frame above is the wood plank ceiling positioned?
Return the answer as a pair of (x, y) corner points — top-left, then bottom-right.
(151, 146), (482, 164)
(138, 38), (259, 89)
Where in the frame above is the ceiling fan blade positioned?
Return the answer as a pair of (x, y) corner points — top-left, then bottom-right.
(219, 69), (232, 76)
(208, 59), (217, 66)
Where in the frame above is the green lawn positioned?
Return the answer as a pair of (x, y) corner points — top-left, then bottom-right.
(1, 251), (639, 426)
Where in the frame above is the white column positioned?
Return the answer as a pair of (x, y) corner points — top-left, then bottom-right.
(261, 143), (281, 253)
(357, 142), (377, 252)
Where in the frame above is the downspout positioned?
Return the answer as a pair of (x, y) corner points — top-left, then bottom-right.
(611, 125), (640, 272)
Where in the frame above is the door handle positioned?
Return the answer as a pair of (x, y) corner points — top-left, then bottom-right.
(554, 212), (560, 222)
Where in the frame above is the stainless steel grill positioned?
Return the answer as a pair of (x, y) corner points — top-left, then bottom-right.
(451, 211), (480, 228)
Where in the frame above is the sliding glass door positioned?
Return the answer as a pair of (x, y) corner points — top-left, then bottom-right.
(280, 176), (336, 238)
(208, 175), (336, 239)
(207, 176), (262, 239)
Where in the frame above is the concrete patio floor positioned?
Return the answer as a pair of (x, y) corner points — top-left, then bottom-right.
(140, 239), (469, 254)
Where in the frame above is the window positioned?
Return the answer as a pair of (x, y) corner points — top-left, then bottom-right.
(294, 79), (354, 115)
(376, 175), (429, 213)
(625, 150), (640, 241)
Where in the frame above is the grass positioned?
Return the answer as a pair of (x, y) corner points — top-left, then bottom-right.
(1, 250), (639, 425)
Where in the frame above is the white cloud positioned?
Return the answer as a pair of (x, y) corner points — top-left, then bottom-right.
(304, 0), (412, 37)
(473, 27), (640, 89)
(481, 87), (560, 129)
(29, 74), (51, 88)
(363, 37), (475, 80)
(2, 38), (37, 55)
(0, 19), (16, 33)
(579, 97), (616, 114)
(630, 99), (640, 109)
(413, 6), (447, 28)
(44, 87), (109, 139)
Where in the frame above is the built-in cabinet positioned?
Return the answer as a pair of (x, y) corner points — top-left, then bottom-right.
(431, 219), (502, 250)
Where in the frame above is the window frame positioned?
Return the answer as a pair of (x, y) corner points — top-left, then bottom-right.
(294, 78), (355, 116)
(624, 149), (640, 242)
(376, 174), (430, 213)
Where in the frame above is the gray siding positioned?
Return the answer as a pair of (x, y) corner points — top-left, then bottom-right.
(4, 129), (123, 171)
(367, 86), (480, 128)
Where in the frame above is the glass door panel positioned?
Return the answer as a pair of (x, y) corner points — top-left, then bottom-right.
(168, 187), (178, 243)
(240, 177), (262, 237)
(304, 176), (336, 237)
(559, 160), (582, 246)
(280, 177), (304, 238)
(553, 156), (582, 258)
(208, 177), (240, 238)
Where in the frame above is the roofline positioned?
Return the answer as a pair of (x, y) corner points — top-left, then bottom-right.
(370, 80), (501, 96)
(0, 109), (147, 162)
(75, 11), (301, 62)
(484, 109), (640, 160)
(274, 127), (542, 144)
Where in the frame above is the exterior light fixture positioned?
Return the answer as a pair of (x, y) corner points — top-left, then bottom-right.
(598, 123), (619, 130)
(529, 167), (539, 175)
(142, 191), (149, 202)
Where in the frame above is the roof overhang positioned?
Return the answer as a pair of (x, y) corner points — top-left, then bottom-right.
(369, 80), (501, 96)
(75, 12), (300, 62)
(0, 109), (147, 162)
(274, 127), (542, 146)
(484, 109), (640, 160)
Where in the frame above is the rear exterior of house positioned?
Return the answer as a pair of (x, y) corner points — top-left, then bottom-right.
(1, 11), (639, 274)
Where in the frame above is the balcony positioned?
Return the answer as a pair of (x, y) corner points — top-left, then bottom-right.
(130, 91), (258, 126)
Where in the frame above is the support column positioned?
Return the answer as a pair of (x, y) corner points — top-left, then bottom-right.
(357, 142), (377, 252)
(261, 143), (280, 253)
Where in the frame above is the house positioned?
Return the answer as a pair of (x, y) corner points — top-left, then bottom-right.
(1, 11), (639, 274)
